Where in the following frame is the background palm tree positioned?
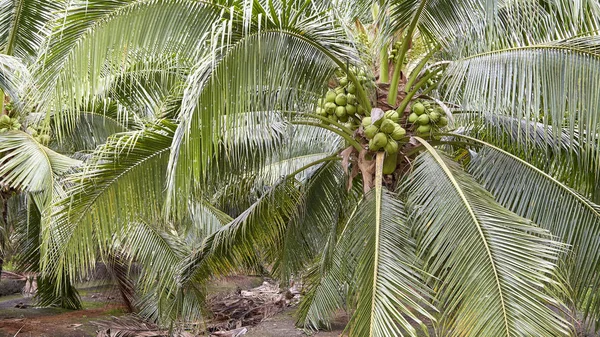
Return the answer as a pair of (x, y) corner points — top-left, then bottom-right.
(2, 0), (600, 336)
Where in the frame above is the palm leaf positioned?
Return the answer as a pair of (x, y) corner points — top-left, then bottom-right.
(442, 38), (600, 180)
(465, 136), (600, 323)
(349, 153), (434, 337)
(406, 140), (570, 336)
(0, 130), (81, 206)
(41, 120), (174, 286)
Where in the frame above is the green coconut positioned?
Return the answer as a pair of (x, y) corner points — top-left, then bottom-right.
(334, 87), (345, 95)
(335, 106), (347, 118)
(383, 151), (397, 175)
(325, 102), (337, 114)
(373, 132), (388, 148)
(361, 117), (372, 127)
(335, 94), (347, 106)
(346, 104), (357, 115)
(364, 125), (379, 139)
(408, 113), (418, 123)
(357, 105), (366, 115)
(380, 119), (396, 134)
(438, 116), (448, 127)
(418, 114), (430, 124)
(416, 124), (431, 134)
(347, 83), (356, 94)
(39, 134), (51, 144)
(368, 139), (380, 151)
(391, 125), (406, 140)
(325, 90), (337, 103)
(339, 77), (349, 86)
(412, 102), (426, 115)
(385, 110), (400, 123)
(347, 94), (357, 105)
(429, 111), (441, 122)
(0, 115), (10, 125)
(384, 139), (399, 155)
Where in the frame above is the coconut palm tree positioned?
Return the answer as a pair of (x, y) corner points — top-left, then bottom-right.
(2, 0), (600, 336)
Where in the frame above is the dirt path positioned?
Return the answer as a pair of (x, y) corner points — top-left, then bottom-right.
(0, 285), (126, 337)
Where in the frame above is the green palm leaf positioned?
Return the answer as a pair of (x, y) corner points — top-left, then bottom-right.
(406, 140), (570, 337)
(465, 136), (600, 323)
(0, 130), (80, 206)
(349, 153), (434, 337)
(41, 120), (174, 286)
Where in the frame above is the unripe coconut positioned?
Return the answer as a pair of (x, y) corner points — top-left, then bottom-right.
(347, 83), (356, 94)
(408, 113), (418, 123)
(346, 94), (357, 105)
(416, 124), (431, 134)
(380, 119), (395, 134)
(364, 125), (379, 139)
(385, 110), (400, 123)
(438, 116), (448, 127)
(429, 111), (441, 122)
(335, 106), (347, 118)
(373, 116), (384, 127)
(339, 77), (349, 86)
(317, 98), (323, 107)
(325, 102), (337, 114)
(339, 115), (349, 123)
(325, 90), (337, 103)
(361, 117), (372, 127)
(0, 115), (10, 125)
(346, 104), (357, 115)
(328, 114), (338, 123)
(412, 102), (426, 115)
(383, 151), (397, 174)
(384, 139), (399, 155)
(39, 134), (51, 144)
(368, 139), (381, 151)
(418, 114), (430, 124)
(335, 94), (347, 106)
(373, 132), (388, 148)
(391, 125), (406, 140)
(334, 87), (345, 95)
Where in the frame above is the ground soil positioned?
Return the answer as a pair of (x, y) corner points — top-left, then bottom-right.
(0, 277), (346, 337)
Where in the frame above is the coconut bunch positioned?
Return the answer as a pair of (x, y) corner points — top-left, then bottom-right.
(0, 114), (21, 133)
(408, 100), (448, 136)
(361, 110), (406, 154)
(26, 124), (51, 145)
(315, 68), (374, 129)
(388, 41), (402, 62)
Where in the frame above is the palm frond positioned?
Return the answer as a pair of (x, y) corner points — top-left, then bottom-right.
(0, 0), (63, 61)
(443, 38), (600, 180)
(41, 120), (174, 287)
(406, 142), (570, 336)
(178, 177), (302, 287)
(349, 153), (434, 337)
(466, 137), (600, 323)
(0, 53), (29, 108)
(0, 130), (81, 206)
(168, 28), (353, 216)
(34, 0), (226, 132)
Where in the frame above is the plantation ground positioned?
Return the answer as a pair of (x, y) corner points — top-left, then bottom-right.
(0, 277), (345, 337)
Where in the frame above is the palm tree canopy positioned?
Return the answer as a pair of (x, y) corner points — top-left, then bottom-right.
(0, 1), (600, 336)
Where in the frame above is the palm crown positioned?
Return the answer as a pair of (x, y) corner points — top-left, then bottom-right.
(1, 0), (600, 336)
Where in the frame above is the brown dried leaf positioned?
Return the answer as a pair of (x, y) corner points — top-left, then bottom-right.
(358, 149), (375, 194)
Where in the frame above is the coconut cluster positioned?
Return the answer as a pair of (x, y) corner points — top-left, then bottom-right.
(408, 100), (448, 135)
(361, 110), (406, 154)
(26, 124), (51, 145)
(388, 41), (403, 62)
(0, 115), (20, 133)
(315, 68), (374, 128)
